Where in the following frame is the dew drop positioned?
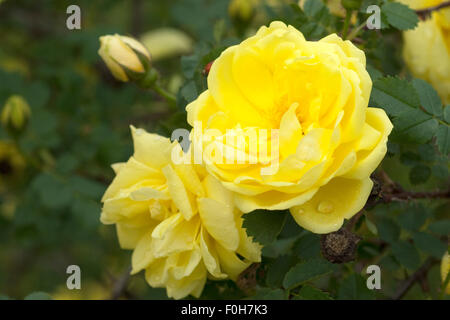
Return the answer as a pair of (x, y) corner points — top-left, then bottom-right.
(317, 201), (334, 213)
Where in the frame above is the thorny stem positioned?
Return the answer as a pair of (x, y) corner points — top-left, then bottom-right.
(110, 266), (132, 300)
(376, 170), (450, 203)
(392, 257), (437, 300)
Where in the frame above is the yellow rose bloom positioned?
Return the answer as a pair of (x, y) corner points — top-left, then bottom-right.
(186, 21), (392, 234)
(100, 127), (261, 299)
(400, 0), (450, 104)
(442, 251), (450, 295)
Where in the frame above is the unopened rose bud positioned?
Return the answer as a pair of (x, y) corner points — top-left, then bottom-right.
(98, 34), (151, 82)
(1, 95), (31, 135)
(229, 0), (254, 23)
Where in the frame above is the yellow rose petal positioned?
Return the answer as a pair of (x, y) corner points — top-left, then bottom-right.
(290, 177), (373, 234)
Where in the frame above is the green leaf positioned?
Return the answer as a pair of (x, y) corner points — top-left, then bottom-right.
(292, 232), (321, 259)
(371, 77), (419, 116)
(436, 125), (450, 155)
(294, 285), (333, 300)
(180, 55), (198, 79)
(262, 236), (297, 258)
(260, 289), (286, 300)
(337, 274), (375, 300)
(397, 206), (428, 231)
(283, 258), (335, 289)
(71, 198), (101, 229)
(180, 80), (198, 103)
(413, 232), (447, 259)
(394, 109), (438, 144)
(304, 0), (326, 17)
(376, 218), (400, 243)
(428, 220), (450, 235)
(243, 210), (288, 246)
(69, 176), (105, 200)
(24, 292), (52, 300)
(391, 240), (421, 270)
(32, 173), (73, 209)
(266, 255), (297, 288)
(444, 105), (450, 122)
(382, 2), (419, 30)
(365, 217), (378, 235)
(250, 288), (286, 300)
(412, 79), (442, 116)
(409, 164), (431, 185)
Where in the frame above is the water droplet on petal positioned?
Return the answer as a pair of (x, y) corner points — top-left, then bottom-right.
(317, 201), (334, 213)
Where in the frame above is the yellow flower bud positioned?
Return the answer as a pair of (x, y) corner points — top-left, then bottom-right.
(98, 34), (151, 82)
(229, 0), (255, 22)
(441, 251), (450, 295)
(1, 95), (31, 135)
(140, 28), (193, 61)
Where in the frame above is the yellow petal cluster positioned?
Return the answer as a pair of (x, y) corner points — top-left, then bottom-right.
(400, 0), (450, 103)
(100, 127), (261, 299)
(186, 21), (393, 234)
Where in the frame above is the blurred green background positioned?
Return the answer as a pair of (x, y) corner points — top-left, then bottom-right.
(0, 0), (448, 300)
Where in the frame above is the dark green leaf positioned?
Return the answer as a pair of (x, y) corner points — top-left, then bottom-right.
(428, 220), (450, 235)
(337, 274), (375, 300)
(376, 218), (400, 243)
(292, 232), (321, 259)
(243, 210), (288, 246)
(398, 206), (427, 231)
(180, 80), (198, 103)
(391, 240), (421, 270)
(394, 109), (438, 144)
(32, 173), (73, 209)
(444, 106), (450, 123)
(24, 292), (52, 300)
(413, 232), (447, 259)
(266, 255), (297, 288)
(409, 164), (431, 185)
(283, 258), (335, 289)
(250, 288), (286, 300)
(294, 285), (333, 300)
(382, 2), (419, 30)
(371, 77), (419, 116)
(436, 125), (450, 155)
(412, 79), (442, 116)
(262, 237), (297, 258)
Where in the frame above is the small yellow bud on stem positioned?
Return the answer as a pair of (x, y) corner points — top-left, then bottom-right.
(98, 34), (176, 106)
(1, 95), (31, 137)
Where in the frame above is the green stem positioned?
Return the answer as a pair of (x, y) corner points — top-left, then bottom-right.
(342, 10), (352, 40)
(138, 69), (177, 107)
(347, 21), (367, 41)
(153, 83), (177, 106)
